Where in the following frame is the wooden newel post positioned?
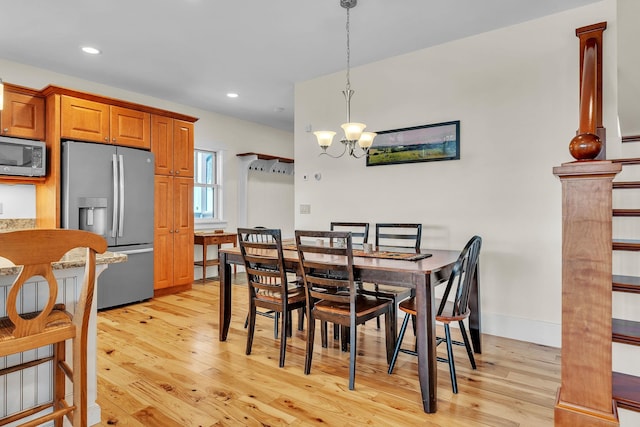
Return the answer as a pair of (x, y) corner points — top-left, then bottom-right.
(553, 161), (621, 426)
(570, 22), (607, 161)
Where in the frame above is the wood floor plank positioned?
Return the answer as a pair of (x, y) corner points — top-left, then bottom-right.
(95, 280), (559, 426)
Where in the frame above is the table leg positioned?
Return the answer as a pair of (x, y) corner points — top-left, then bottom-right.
(468, 263), (482, 353)
(202, 243), (208, 284)
(219, 251), (232, 341)
(414, 272), (437, 413)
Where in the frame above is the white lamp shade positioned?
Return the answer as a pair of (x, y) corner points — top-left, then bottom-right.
(341, 122), (366, 141)
(314, 131), (336, 148)
(358, 132), (376, 149)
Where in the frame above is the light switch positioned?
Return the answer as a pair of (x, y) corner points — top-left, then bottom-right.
(300, 204), (311, 214)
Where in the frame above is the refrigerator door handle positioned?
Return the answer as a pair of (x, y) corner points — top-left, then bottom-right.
(116, 248), (154, 255)
(118, 154), (125, 237)
(111, 154), (119, 238)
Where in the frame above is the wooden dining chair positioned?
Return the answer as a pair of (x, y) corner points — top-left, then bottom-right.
(0, 229), (107, 427)
(295, 230), (395, 390)
(387, 235), (482, 394)
(238, 227), (306, 367)
(330, 222), (370, 248)
(366, 223), (423, 329)
(375, 223), (422, 252)
(329, 222), (370, 342)
(242, 226), (281, 338)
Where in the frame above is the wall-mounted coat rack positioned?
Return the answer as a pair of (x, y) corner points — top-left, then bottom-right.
(236, 152), (294, 227)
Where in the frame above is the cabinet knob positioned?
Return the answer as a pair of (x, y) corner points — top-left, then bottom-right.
(3, 128), (8, 133)
(169, 230), (173, 233)
(175, 229), (179, 233)
(169, 170), (173, 174)
(112, 137), (116, 142)
(175, 170), (180, 174)
(104, 137), (109, 142)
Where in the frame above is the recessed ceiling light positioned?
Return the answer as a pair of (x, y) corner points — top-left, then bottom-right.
(226, 93), (239, 98)
(81, 46), (101, 55)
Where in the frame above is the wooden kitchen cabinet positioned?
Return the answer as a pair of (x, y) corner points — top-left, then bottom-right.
(152, 115), (194, 294)
(151, 115), (194, 177)
(154, 175), (194, 293)
(1, 88), (45, 140)
(61, 95), (150, 149)
(110, 105), (151, 148)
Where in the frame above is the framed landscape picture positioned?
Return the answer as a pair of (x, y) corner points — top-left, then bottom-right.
(366, 120), (460, 167)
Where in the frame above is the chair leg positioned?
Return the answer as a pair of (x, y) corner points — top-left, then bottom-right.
(348, 323), (357, 390)
(388, 313), (410, 374)
(375, 283), (381, 329)
(72, 330), (88, 426)
(321, 321), (328, 348)
(298, 308), (305, 331)
(411, 314), (417, 352)
(459, 320), (477, 369)
(54, 341), (66, 427)
(305, 314), (315, 375)
(341, 326), (349, 352)
(286, 311), (293, 337)
(246, 303), (256, 355)
(274, 312), (280, 339)
(444, 324), (458, 394)
(279, 309), (288, 368)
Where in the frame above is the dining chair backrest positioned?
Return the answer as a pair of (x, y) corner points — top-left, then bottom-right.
(437, 235), (482, 318)
(0, 229), (107, 340)
(330, 222), (369, 248)
(248, 226), (274, 243)
(295, 230), (356, 308)
(238, 227), (288, 298)
(375, 223), (422, 252)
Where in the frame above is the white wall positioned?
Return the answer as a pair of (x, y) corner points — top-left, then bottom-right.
(617, 0), (640, 136)
(0, 58), (294, 235)
(295, 1), (617, 348)
(247, 171), (295, 238)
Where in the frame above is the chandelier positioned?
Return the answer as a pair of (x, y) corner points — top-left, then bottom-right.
(314, 0), (376, 159)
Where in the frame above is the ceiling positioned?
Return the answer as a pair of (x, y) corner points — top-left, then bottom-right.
(0, 0), (600, 132)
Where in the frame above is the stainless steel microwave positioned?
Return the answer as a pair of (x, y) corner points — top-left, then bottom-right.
(0, 136), (46, 177)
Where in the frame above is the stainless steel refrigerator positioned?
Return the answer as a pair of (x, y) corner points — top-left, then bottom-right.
(61, 140), (155, 309)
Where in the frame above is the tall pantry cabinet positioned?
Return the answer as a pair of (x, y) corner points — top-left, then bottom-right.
(152, 115), (195, 295)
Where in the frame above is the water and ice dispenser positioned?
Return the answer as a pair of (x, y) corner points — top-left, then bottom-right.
(78, 197), (107, 236)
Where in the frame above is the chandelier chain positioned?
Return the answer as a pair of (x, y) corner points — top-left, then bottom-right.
(345, 7), (351, 94)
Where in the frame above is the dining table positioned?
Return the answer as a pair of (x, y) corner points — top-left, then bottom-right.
(217, 245), (481, 414)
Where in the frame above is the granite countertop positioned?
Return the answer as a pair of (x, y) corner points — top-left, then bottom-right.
(0, 218), (127, 275)
(0, 249), (127, 276)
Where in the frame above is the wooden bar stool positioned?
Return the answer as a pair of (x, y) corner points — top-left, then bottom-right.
(0, 229), (107, 427)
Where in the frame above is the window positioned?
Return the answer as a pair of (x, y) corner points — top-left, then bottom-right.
(194, 149), (222, 221)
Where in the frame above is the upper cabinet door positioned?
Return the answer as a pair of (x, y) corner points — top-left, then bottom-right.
(61, 96), (110, 143)
(173, 120), (194, 177)
(110, 106), (150, 149)
(1, 90), (45, 140)
(151, 115), (173, 175)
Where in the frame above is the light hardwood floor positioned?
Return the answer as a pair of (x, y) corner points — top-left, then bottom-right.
(96, 278), (560, 426)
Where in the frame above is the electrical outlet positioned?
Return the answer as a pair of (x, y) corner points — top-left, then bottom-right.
(300, 204), (311, 214)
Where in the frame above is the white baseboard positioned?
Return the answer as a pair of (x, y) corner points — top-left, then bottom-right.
(465, 312), (561, 348)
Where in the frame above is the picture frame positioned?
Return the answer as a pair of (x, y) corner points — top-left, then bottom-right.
(366, 120), (460, 167)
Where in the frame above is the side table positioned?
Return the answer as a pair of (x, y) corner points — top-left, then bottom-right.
(194, 231), (237, 284)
